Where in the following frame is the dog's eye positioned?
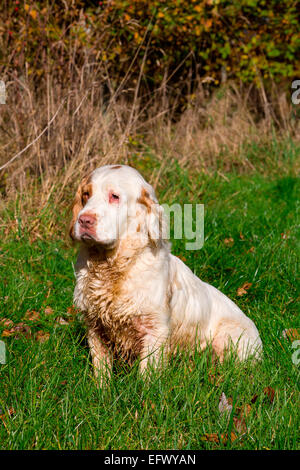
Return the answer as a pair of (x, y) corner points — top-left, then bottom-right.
(82, 191), (89, 204)
(109, 192), (120, 204)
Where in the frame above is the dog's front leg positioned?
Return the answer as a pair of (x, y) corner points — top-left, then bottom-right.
(139, 324), (169, 376)
(87, 329), (112, 387)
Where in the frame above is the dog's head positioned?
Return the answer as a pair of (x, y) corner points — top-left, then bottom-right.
(69, 165), (166, 250)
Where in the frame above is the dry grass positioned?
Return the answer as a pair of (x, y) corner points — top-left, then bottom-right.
(0, 69), (299, 232)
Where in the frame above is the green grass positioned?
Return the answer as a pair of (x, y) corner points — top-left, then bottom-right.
(0, 168), (299, 450)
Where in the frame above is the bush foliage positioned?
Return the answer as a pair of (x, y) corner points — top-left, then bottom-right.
(1, 1), (299, 91)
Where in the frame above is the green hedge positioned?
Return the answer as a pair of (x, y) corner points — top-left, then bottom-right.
(1, 0), (299, 89)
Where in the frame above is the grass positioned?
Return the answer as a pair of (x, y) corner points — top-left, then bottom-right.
(0, 162), (299, 450)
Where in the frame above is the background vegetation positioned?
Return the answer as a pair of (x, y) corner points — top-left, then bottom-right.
(0, 0), (299, 451)
(1, 1), (300, 86)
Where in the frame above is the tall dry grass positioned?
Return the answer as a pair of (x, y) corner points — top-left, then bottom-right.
(0, 65), (299, 235)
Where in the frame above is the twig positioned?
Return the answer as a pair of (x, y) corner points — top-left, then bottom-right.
(0, 99), (67, 172)
(0, 84), (97, 173)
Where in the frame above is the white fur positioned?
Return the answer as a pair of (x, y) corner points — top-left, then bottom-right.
(72, 165), (262, 378)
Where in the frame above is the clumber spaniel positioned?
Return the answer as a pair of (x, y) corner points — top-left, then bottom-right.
(70, 165), (262, 383)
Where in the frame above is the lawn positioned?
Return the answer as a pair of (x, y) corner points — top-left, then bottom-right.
(0, 163), (299, 450)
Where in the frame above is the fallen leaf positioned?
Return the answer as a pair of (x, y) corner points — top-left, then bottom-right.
(247, 246), (255, 253)
(35, 331), (50, 343)
(201, 432), (237, 444)
(0, 318), (14, 328)
(8, 407), (15, 416)
(239, 232), (245, 240)
(221, 432), (238, 444)
(67, 305), (79, 316)
(201, 433), (219, 443)
(243, 403), (252, 417)
(24, 310), (40, 321)
(250, 394), (258, 404)
(237, 282), (252, 296)
(0, 407), (16, 419)
(2, 329), (14, 337)
(13, 323), (32, 339)
(263, 386), (275, 403)
(44, 306), (54, 316)
(224, 237), (234, 246)
(282, 329), (300, 341)
(233, 416), (247, 434)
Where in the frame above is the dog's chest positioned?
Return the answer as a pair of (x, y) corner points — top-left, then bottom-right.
(75, 260), (151, 361)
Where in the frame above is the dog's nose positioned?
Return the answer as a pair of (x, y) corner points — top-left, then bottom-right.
(78, 213), (96, 229)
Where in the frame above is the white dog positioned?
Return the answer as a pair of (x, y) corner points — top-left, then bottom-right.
(70, 164), (262, 382)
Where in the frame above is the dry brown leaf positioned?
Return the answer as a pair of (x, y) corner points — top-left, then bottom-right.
(66, 305), (81, 317)
(236, 403), (252, 417)
(0, 318), (14, 328)
(244, 403), (252, 417)
(264, 386), (275, 403)
(221, 432), (238, 444)
(247, 246), (255, 253)
(201, 433), (219, 443)
(0, 407), (16, 419)
(24, 310), (40, 321)
(233, 416), (247, 434)
(35, 331), (50, 343)
(44, 306), (54, 316)
(8, 407), (15, 416)
(13, 323), (32, 338)
(251, 394), (258, 404)
(201, 432), (237, 444)
(239, 232), (245, 240)
(224, 237), (234, 246)
(237, 282), (252, 296)
(2, 329), (14, 337)
(282, 329), (300, 341)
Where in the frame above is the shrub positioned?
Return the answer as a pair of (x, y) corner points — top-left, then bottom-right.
(1, 0), (299, 93)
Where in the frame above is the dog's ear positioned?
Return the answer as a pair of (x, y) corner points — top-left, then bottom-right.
(69, 183), (83, 240)
(137, 186), (166, 247)
(69, 176), (92, 240)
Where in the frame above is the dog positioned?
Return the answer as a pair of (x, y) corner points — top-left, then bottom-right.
(69, 164), (262, 383)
